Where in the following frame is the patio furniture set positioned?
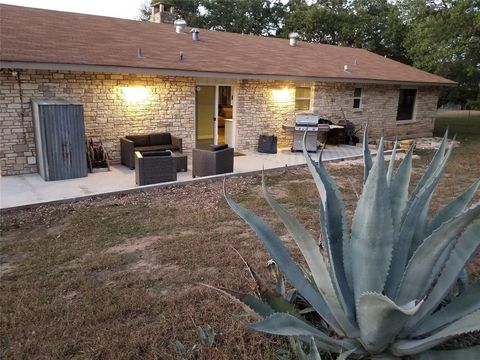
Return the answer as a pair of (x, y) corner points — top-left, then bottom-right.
(120, 132), (234, 185)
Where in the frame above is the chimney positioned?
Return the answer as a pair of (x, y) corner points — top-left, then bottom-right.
(289, 32), (299, 47)
(191, 28), (200, 41)
(174, 18), (186, 34)
(150, 2), (176, 24)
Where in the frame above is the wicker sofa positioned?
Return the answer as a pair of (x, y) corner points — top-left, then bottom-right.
(121, 132), (182, 169)
(135, 151), (177, 185)
(192, 144), (234, 178)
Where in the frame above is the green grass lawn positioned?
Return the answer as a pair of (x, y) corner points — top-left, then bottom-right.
(1, 114), (479, 359)
(434, 114), (480, 142)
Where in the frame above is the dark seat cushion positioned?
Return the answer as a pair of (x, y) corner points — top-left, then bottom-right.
(149, 133), (171, 146)
(142, 150), (171, 157)
(135, 145), (179, 152)
(209, 144), (229, 151)
(126, 135), (150, 147)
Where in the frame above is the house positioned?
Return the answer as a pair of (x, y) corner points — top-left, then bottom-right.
(0, 4), (455, 176)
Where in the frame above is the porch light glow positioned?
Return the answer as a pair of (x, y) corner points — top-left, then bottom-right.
(272, 88), (290, 102)
(122, 86), (149, 103)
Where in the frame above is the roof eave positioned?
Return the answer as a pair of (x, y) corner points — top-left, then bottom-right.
(0, 61), (457, 87)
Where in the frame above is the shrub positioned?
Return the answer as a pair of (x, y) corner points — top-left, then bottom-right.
(221, 128), (480, 359)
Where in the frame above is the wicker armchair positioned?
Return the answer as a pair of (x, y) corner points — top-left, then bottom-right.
(192, 145), (234, 178)
(135, 151), (177, 185)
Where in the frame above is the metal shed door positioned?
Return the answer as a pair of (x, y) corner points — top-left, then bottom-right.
(39, 104), (87, 181)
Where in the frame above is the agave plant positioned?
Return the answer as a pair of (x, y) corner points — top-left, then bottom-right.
(220, 128), (480, 359)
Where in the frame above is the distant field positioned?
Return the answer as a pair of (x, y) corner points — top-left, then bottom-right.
(434, 112), (480, 144)
(436, 110), (480, 118)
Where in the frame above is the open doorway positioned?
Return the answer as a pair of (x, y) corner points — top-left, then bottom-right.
(195, 85), (234, 149)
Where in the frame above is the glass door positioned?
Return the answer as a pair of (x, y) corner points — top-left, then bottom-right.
(217, 86), (232, 147)
(195, 85), (215, 149)
(196, 85), (234, 149)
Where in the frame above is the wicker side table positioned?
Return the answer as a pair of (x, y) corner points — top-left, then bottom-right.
(170, 151), (188, 172)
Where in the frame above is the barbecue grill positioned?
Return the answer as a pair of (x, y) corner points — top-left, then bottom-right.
(292, 114), (319, 152)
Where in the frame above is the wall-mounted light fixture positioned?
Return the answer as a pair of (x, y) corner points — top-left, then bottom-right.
(272, 88), (290, 102)
(121, 86), (149, 103)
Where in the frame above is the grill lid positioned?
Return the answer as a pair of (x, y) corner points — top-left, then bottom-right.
(295, 113), (320, 125)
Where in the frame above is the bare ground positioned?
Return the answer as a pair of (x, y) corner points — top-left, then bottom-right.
(1, 116), (479, 359)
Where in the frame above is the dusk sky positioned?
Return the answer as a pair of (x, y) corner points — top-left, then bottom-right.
(0, 0), (146, 19)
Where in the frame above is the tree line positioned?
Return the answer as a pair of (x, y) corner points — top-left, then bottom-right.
(140, 0), (480, 107)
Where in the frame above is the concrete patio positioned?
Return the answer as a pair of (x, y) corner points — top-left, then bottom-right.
(0, 145), (363, 209)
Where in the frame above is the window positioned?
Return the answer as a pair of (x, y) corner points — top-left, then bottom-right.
(353, 87), (362, 109)
(397, 89), (417, 121)
(295, 87), (311, 111)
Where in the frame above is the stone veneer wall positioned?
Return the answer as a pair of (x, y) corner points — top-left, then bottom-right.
(0, 69), (195, 176)
(312, 82), (439, 139)
(235, 79), (296, 151)
(0, 69), (440, 176)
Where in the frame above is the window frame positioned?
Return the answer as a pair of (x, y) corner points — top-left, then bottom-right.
(353, 87), (362, 110)
(295, 86), (312, 112)
(396, 88), (417, 121)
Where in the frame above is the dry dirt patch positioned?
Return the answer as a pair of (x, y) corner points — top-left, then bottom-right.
(1, 125), (479, 358)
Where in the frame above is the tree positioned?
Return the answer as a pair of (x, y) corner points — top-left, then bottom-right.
(281, 0), (410, 61)
(351, 0), (410, 62)
(401, 0), (480, 105)
(281, 1), (353, 44)
(138, 0), (151, 21)
(139, 0), (285, 35)
(138, 0), (207, 28)
(202, 0), (286, 36)
(137, 0), (479, 105)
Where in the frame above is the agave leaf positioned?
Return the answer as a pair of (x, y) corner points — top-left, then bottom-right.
(261, 175), (358, 337)
(308, 337), (322, 360)
(391, 310), (480, 356)
(302, 135), (355, 325)
(291, 337), (309, 360)
(412, 281), (480, 337)
(457, 268), (469, 294)
(357, 292), (422, 353)
(224, 184), (344, 335)
(385, 140), (454, 298)
(410, 130), (448, 200)
(248, 313), (354, 354)
(313, 158), (354, 309)
(389, 143), (414, 232)
(202, 285), (273, 319)
(420, 239), (455, 300)
(351, 140), (395, 301)
(337, 347), (357, 360)
(304, 146), (356, 327)
(363, 124), (373, 184)
(396, 204), (480, 304)
(175, 340), (186, 354)
(408, 193), (433, 259)
(405, 219), (480, 331)
(429, 179), (480, 234)
(387, 138), (398, 185)
(263, 292), (302, 316)
(196, 326), (207, 345)
(413, 345), (480, 359)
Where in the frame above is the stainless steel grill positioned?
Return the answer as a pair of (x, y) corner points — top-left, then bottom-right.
(292, 114), (319, 152)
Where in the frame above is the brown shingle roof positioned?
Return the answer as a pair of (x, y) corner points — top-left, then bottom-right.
(0, 4), (455, 86)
